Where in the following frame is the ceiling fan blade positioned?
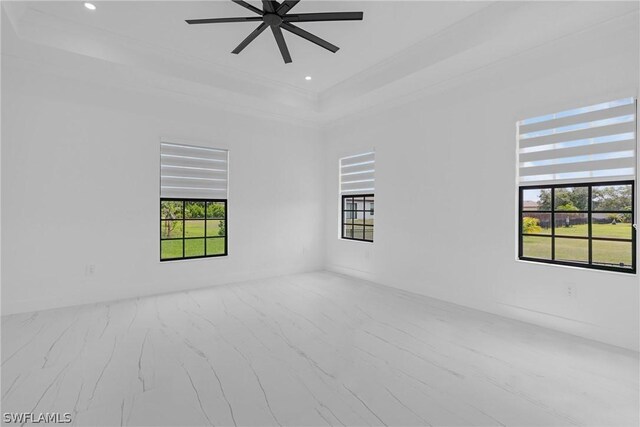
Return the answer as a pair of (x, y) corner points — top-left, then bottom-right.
(232, 22), (269, 54)
(186, 16), (263, 24)
(271, 25), (292, 64)
(283, 12), (363, 22)
(281, 23), (338, 53)
(231, 0), (264, 15)
(262, 0), (279, 13)
(276, 0), (300, 15)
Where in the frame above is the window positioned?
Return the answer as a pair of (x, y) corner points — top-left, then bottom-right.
(160, 141), (228, 261)
(517, 98), (636, 273)
(342, 194), (374, 242)
(161, 199), (227, 260)
(519, 182), (635, 273)
(340, 151), (375, 242)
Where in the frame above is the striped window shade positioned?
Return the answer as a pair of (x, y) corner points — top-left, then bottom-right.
(517, 98), (637, 185)
(160, 141), (228, 199)
(340, 151), (375, 194)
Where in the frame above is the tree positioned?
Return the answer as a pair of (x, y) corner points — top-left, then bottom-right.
(206, 203), (225, 219)
(592, 185), (632, 213)
(554, 187), (588, 210)
(185, 202), (205, 219)
(537, 187), (590, 211)
(556, 202), (578, 212)
(161, 201), (182, 237)
(538, 189), (552, 210)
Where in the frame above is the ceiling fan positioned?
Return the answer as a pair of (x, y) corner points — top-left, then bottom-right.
(186, 0), (364, 64)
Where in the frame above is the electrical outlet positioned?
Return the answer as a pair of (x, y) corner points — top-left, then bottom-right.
(566, 283), (576, 298)
(85, 264), (95, 276)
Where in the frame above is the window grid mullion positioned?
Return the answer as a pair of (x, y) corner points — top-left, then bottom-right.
(587, 185), (593, 266)
(182, 201), (185, 258)
(551, 187), (556, 261)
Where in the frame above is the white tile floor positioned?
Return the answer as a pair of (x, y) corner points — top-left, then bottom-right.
(1, 271), (638, 426)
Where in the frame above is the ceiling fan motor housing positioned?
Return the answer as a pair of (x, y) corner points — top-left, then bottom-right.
(263, 13), (283, 26)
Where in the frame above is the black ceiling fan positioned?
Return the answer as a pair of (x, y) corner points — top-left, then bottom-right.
(186, 0), (363, 64)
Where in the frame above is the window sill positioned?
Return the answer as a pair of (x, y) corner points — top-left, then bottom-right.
(160, 255), (228, 264)
(515, 258), (636, 276)
(339, 237), (373, 244)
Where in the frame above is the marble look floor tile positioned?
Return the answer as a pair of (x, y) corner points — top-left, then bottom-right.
(2, 271), (638, 426)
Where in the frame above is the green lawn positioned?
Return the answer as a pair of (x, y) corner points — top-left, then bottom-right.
(522, 223), (633, 268)
(161, 220), (225, 259)
(524, 223), (632, 239)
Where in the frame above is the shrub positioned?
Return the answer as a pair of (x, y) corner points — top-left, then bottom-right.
(522, 217), (542, 234)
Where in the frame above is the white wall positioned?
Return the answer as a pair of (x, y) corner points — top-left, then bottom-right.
(323, 16), (640, 351)
(1, 59), (324, 314)
(2, 5), (638, 353)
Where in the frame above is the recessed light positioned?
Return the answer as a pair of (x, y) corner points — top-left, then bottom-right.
(84, 2), (96, 10)
(305, 76), (312, 81)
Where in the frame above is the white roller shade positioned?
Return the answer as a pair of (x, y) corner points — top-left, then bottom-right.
(517, 98), (637, 186)
(160, 141), (228, 199)
(340, 151), (375, 194)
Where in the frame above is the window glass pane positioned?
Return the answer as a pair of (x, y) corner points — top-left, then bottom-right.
(521, 213), (551, 235)
(185, 201), (205, 219)
(554, 187), (588, 211)
(522, 236), (551, 259)
(522, 189), (551, 211)
(592, 184), (632, 211)
(343, 225), (353, 238)
(161, 220), (183, 239)
(353, 223), (365, 240)
(353, 196), (365, 209)
(161, 240), (183, 259)
(554, 238), (588, 264)
(554, 213), (588, 237)
(364, 226), (374, 241)
(206, 220), (226, 237)
(206, 202), (226, 219)
(344, 197), (354, 210)
(185, 238), (205, 257)
(353, 209), (365, 226)
(206, 237), (225, 256)
(185, 220), (205, 237)
(365, 198), (374, 223)
(365, 198), (374, 211)
(592, 213), (633, 239)
(593, 240), (633, 269)
(161, 201), (183, 219)
(343, 211), (354, 224)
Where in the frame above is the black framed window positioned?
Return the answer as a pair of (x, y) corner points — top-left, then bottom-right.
(519, 181), (635, 273)
(161, 198), (227, 261)
(342, 194), (374, 242)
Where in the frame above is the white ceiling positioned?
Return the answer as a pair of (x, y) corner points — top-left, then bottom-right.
(18, 1), (491, 92)
(2, 1), (639, 125)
